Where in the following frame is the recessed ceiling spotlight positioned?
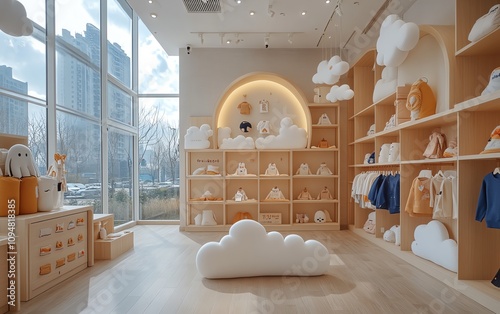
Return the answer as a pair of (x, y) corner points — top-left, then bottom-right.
(226, 39), (231, 44)
(235, 0), (242, 4)
(250, 11), (255, 16)
(326, 0), (331, 3)
(148, 0), (152, 3)
(301, 11), (307, 16)
(150, 13), (157, 18)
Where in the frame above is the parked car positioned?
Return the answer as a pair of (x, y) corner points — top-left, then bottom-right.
(65, 183), (83, 198)
(80, 186), (101, 198)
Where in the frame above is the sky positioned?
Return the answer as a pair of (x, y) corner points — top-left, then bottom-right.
(1, 0), (179, 123)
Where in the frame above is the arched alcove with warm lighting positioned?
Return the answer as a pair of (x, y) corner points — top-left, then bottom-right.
(214, 72), (312, 148)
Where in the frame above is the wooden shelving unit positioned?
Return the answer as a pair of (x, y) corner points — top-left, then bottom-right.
(185, 101), (340, 232)
(347, 4), (500, 311)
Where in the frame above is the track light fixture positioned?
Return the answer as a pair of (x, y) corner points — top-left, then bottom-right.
(199, 33), (204, 45)
(288, 33), (293, 44)
(265, 33), (270, 48)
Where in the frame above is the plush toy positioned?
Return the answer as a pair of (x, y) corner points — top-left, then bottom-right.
(5, 144), (39, 178)
(383, 229), (396, 243)
(264, 162), (279, 175)
(265, 186), (286, 200)
(316, 162), (333, 175)
(233, 188), (248, 202)
(234, 162), (248, 176)
(296, 163), (312, 175)
(297, 188), (312, 200)
(317, 113), (332, 125)
(296, 213), (305, 223)
(317, 186), (333, 200)
(314, 210), (326, 223)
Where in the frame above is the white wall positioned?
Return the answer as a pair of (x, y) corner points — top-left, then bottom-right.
(178, 48), (322, 228)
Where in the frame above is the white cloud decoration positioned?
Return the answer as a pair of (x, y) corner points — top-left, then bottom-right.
(326, 84), (354, 102)
(255, 117), (307, 149)
(373, 66), (398, 103)
(376, 14), (419, 67)
(196, 219), (330, 278)
(219, 135), (255, 149)
(217, 127), (232, 148)
(312, 55), (350, 85)
(0, 0), (33, 37)
(184, 124), (213, 149)
(411, 220), (458, 272)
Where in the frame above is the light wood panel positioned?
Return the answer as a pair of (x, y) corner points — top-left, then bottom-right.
(16, 225), (495, 313)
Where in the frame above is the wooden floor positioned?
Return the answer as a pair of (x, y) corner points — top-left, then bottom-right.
(19, 225), (493, 314)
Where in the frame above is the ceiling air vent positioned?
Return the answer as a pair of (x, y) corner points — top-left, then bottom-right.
(183, 0), (221, 13)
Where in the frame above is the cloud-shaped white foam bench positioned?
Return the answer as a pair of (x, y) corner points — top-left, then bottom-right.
(184, 124), (213, 149)
(411, 220), (458, 272)
(255, 117), (307, 149)
(196, 219), (330, 279)
(376, 14), (419, 67)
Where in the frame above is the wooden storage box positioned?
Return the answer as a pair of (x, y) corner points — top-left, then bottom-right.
(94, 231), (134, 260)
(93, 214), (134, 260)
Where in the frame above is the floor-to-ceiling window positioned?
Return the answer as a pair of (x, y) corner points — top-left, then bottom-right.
(0, 0), (179, 225)
(138, 19), (179, 220)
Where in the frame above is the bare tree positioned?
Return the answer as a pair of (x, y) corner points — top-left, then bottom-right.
(163, 123), (179, 182)
(28, 112), (47, 172)
(138, 104), (165, 165)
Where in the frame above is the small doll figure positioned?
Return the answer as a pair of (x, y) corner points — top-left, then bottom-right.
(234, 162), (248, 176)
(297, 187), (313, 200)
(233, 187), (248, 202)
(296, 163), (312, 175)
(265, 186), (286, 200)
(264, 162), (279, 175)
(317, 113), (332, 125)
(317, 186), (333, 200)
(316, 162), (333, 175)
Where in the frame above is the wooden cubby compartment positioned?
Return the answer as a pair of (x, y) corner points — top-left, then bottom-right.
(93, 214), (134, 260)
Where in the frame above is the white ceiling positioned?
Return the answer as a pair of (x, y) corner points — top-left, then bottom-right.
(127, 0), (423, 56)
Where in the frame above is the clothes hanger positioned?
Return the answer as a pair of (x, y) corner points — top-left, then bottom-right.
(493, 167), (500, 175)
(418, 169), (432, 178)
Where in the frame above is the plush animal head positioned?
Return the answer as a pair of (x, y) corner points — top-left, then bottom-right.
(6, 144), (39, 178)
(314, 210), (326, 223)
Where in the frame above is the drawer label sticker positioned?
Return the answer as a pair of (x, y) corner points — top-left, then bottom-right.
(67, 220), (76, 230)
(39, 245), (52, 256)
(55, 223), (64, 233)
(39, 227), (52, 237)
(76, 217), (85, 226)
(55, 240), (63, 250)
(39, 264), (51, 275)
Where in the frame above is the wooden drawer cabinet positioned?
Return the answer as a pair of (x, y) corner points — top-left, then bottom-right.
(0, 206), (93, 303)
